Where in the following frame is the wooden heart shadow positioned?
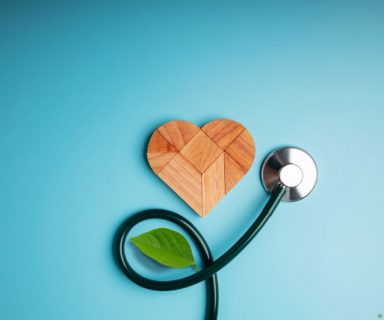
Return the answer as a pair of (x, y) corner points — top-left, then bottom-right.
(147, 119), (256, 217)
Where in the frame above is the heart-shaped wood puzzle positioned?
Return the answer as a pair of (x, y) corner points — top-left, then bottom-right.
(147, 119), (256, 217)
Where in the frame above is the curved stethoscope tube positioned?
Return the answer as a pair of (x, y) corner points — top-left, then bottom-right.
(116, 147), (317, 320)
(117, 184), (285, 320)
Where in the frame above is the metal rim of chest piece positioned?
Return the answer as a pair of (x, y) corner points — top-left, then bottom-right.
(261, 146), (318, 201)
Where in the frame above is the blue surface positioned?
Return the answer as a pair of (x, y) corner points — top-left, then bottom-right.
(1, 1), (383, 319)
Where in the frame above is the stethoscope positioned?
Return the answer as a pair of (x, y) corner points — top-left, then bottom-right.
(116, 146), (318, 320)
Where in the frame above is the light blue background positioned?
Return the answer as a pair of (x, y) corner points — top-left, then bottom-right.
(1, 1), (383, 319)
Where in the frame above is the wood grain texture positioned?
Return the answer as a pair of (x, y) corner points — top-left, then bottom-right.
(180, 130), (223, 174)
(147, 152), (178, 174)
(147, 119), (255, 217)
(202, 119), (245, 149)
(147, 130), (178, 173)
(225, 129), (256, 172)
(158, 153), (203, 215)
(202, 153), (225, 216)
(157, 120), (200, 151)
(224, 152), (245, 193)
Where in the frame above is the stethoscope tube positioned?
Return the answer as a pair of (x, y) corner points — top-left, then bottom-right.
(117, 183), (286, 320)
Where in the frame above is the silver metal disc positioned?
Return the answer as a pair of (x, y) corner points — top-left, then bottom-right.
(261, 147), (318, 201)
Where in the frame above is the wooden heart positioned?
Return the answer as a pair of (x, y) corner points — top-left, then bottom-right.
(147, 119), (256, 217)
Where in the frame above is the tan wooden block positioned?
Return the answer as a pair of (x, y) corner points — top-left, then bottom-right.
(147, 130), (178, 173)
(147, 119), (256, 217)
(180, 131), (223, 174)
(224, 152), (246, 193)
(157, 120), (200, 151)
(147, 130), (178, 153)
(158, 154), (203, 215)
(147, 152), (178, 174)
(225, 129), (255, 172)
(202, 153), (225, 216)
(202, 119), (245, 149)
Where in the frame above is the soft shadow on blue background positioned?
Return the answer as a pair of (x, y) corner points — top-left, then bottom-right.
(1, 1), (383, 319)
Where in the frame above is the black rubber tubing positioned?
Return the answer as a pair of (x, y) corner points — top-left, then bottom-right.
(117, 183), (286, 320)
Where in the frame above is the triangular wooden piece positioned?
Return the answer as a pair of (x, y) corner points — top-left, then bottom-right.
(202, 153), (225, 216)
(202, 119), (245, 149)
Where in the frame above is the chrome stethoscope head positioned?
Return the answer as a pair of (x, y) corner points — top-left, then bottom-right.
(261, 146), (318, 201)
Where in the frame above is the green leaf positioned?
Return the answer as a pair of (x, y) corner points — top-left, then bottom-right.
(130, 227), (198, 270)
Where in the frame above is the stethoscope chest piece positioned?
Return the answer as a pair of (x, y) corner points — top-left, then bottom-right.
(261, 146), (318, 201)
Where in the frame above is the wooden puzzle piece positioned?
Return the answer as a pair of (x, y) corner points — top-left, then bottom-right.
(147, 119), (256, 217)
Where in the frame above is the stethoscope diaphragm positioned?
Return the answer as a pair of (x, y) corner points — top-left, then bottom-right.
(261, 146), (318, 201)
